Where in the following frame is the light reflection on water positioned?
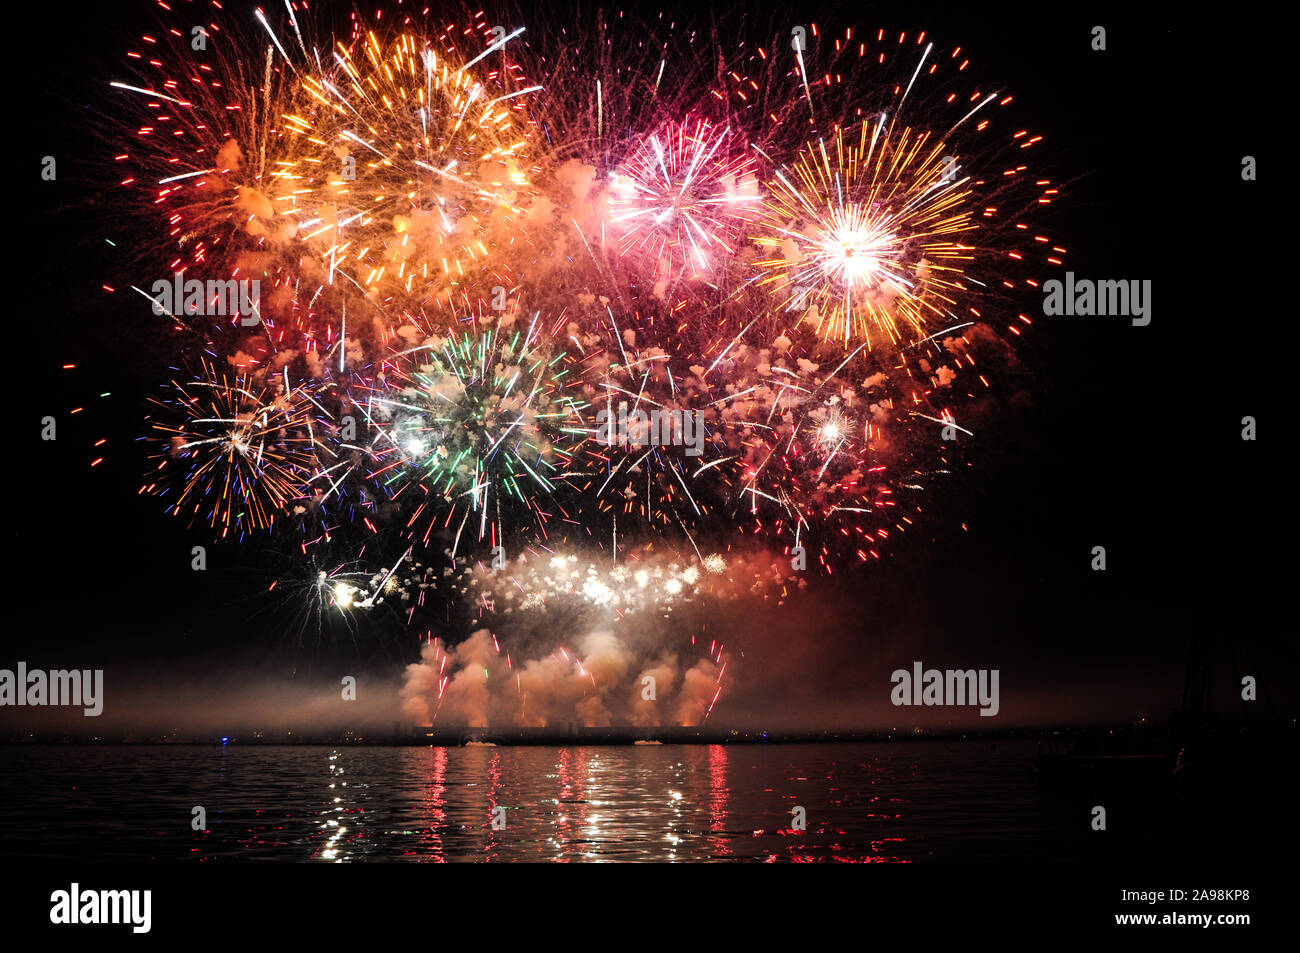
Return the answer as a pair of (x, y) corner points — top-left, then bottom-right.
(0, 742), (1048, 862)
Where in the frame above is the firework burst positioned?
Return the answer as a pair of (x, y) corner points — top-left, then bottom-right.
(363, 319), (588, 552)
(752, 119), (978, 350)
(280, 26), (537, 308)
(142, 360), (323, 536)
(607, 118), (759, 279)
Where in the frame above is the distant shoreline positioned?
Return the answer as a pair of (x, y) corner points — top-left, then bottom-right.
(6, 720), (1289, 747)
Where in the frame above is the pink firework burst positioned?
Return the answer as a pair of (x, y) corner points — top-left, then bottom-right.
(607, 118), (760, 279)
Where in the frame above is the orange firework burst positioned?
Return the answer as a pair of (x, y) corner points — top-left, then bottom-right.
(110, 7), (541, 339)
(279, 28), (537, 307)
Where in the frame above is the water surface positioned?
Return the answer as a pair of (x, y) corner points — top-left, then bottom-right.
(0, 741), (1104, 861)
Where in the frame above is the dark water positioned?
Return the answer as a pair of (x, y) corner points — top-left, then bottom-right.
(0, 741), (1184, 862)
